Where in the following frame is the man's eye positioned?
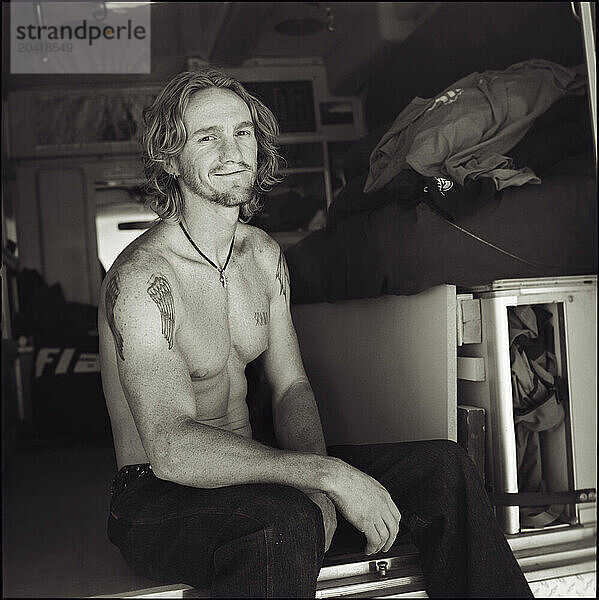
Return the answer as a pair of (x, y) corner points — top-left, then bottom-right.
(200, 135), (215, 142)
(236, 130), (252, 136)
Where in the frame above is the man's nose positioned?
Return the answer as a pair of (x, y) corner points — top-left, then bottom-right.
(218, 136), (244, 163)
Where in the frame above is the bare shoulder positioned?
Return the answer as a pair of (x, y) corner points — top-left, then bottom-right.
(101, 244), (178, 313)
(238, 223), (290, 305)
(99, 233), (182, 360)
(100, 222), (179, 297)
(238, 223), (282, 263)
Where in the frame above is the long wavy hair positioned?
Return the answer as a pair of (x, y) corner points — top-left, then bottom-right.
(141, 68), (283, 223)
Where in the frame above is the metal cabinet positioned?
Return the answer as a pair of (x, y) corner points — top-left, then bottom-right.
(457, 276), (597, 534)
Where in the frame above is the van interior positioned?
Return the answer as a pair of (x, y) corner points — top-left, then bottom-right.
(2, 2), (597, 597)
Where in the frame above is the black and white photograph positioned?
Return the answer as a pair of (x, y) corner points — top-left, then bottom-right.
(1, 1), (597, 598)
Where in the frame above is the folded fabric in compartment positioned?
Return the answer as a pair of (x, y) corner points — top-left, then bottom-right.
(364, 59), (586, 194)
(509, 305), (566, 528)
(509, 306), (559, 417)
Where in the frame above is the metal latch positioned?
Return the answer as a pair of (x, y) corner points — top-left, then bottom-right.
(376, 560), (388, 577)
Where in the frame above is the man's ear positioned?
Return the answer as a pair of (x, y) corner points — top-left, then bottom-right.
(164, 158), (180, 178)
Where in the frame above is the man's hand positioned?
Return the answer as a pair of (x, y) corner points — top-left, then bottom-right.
(306, 491), (337, 552)
(327, 460), (401, 555)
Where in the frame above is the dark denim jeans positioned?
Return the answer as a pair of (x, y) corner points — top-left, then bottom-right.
(107, 440), (533, 598)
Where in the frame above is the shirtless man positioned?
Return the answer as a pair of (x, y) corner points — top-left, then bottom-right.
(100, 69), (533, 598)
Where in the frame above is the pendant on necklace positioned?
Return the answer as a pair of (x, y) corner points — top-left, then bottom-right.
(220, 272), (227, 288)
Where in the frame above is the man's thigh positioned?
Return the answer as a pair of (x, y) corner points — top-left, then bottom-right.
(110, 474), (319, 536)
(109, 475), (322, 585)
(328, 439), (453, 483)
(327, 439), (470, 517)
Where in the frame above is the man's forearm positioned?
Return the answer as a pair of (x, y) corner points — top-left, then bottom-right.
(151, 380), (335, 495)
(272, 380), (328, 456)
(152, 415), (337, 493)
(272, 380), (338, 544)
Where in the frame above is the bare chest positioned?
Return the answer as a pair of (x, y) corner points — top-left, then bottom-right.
(176, 261), (271, 380)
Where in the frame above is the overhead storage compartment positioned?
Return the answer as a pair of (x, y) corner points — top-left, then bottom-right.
(325, 3), (441, 96)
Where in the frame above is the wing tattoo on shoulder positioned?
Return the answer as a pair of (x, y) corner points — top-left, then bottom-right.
(146, 274), (175, 350)
(106, 272), (125, 361)
(276, 247), (290, 308)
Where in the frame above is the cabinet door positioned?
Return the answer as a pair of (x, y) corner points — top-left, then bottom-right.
(563, 286), (597, 526)
(37, 168), (95, 304)
(292, 285), (457, 445)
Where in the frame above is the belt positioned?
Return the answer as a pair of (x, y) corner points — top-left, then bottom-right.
(110, 463), (153, 497)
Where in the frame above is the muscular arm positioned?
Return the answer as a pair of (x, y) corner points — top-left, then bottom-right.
(260, 244), (402, 554)
(262, 246), (328, 460)
(261, 245), (336, 549)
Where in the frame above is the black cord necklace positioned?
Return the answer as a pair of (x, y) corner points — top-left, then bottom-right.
(179, 222), (235, 288)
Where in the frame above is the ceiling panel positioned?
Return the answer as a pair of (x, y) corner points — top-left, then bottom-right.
(175, 2), (441, 64)
(249, 2), (372, 59)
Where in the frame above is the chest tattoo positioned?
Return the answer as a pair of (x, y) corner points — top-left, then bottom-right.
(106, 272), (124, 360)
(147, 274), (175, 349)
(254, 311), (270, 326)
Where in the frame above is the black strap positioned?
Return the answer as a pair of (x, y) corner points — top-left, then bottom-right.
(489, 488), (596, 507)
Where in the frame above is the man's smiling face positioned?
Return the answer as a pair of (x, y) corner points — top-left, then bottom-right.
(174, 87), (258, 208)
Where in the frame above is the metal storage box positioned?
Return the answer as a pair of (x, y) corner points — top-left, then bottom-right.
(457, 276), (597, 535)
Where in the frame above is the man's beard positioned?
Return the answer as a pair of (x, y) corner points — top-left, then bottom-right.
(208, 186), (254, 208)
(179, 164), (256, 208)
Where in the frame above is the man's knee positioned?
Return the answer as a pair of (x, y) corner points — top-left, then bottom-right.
(241, 484), (324, 553)
(262, 485), (323, 537)
(435, 439), (468, 459)
(211, 486), (324, 596)
(420, 439), (476, 477)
